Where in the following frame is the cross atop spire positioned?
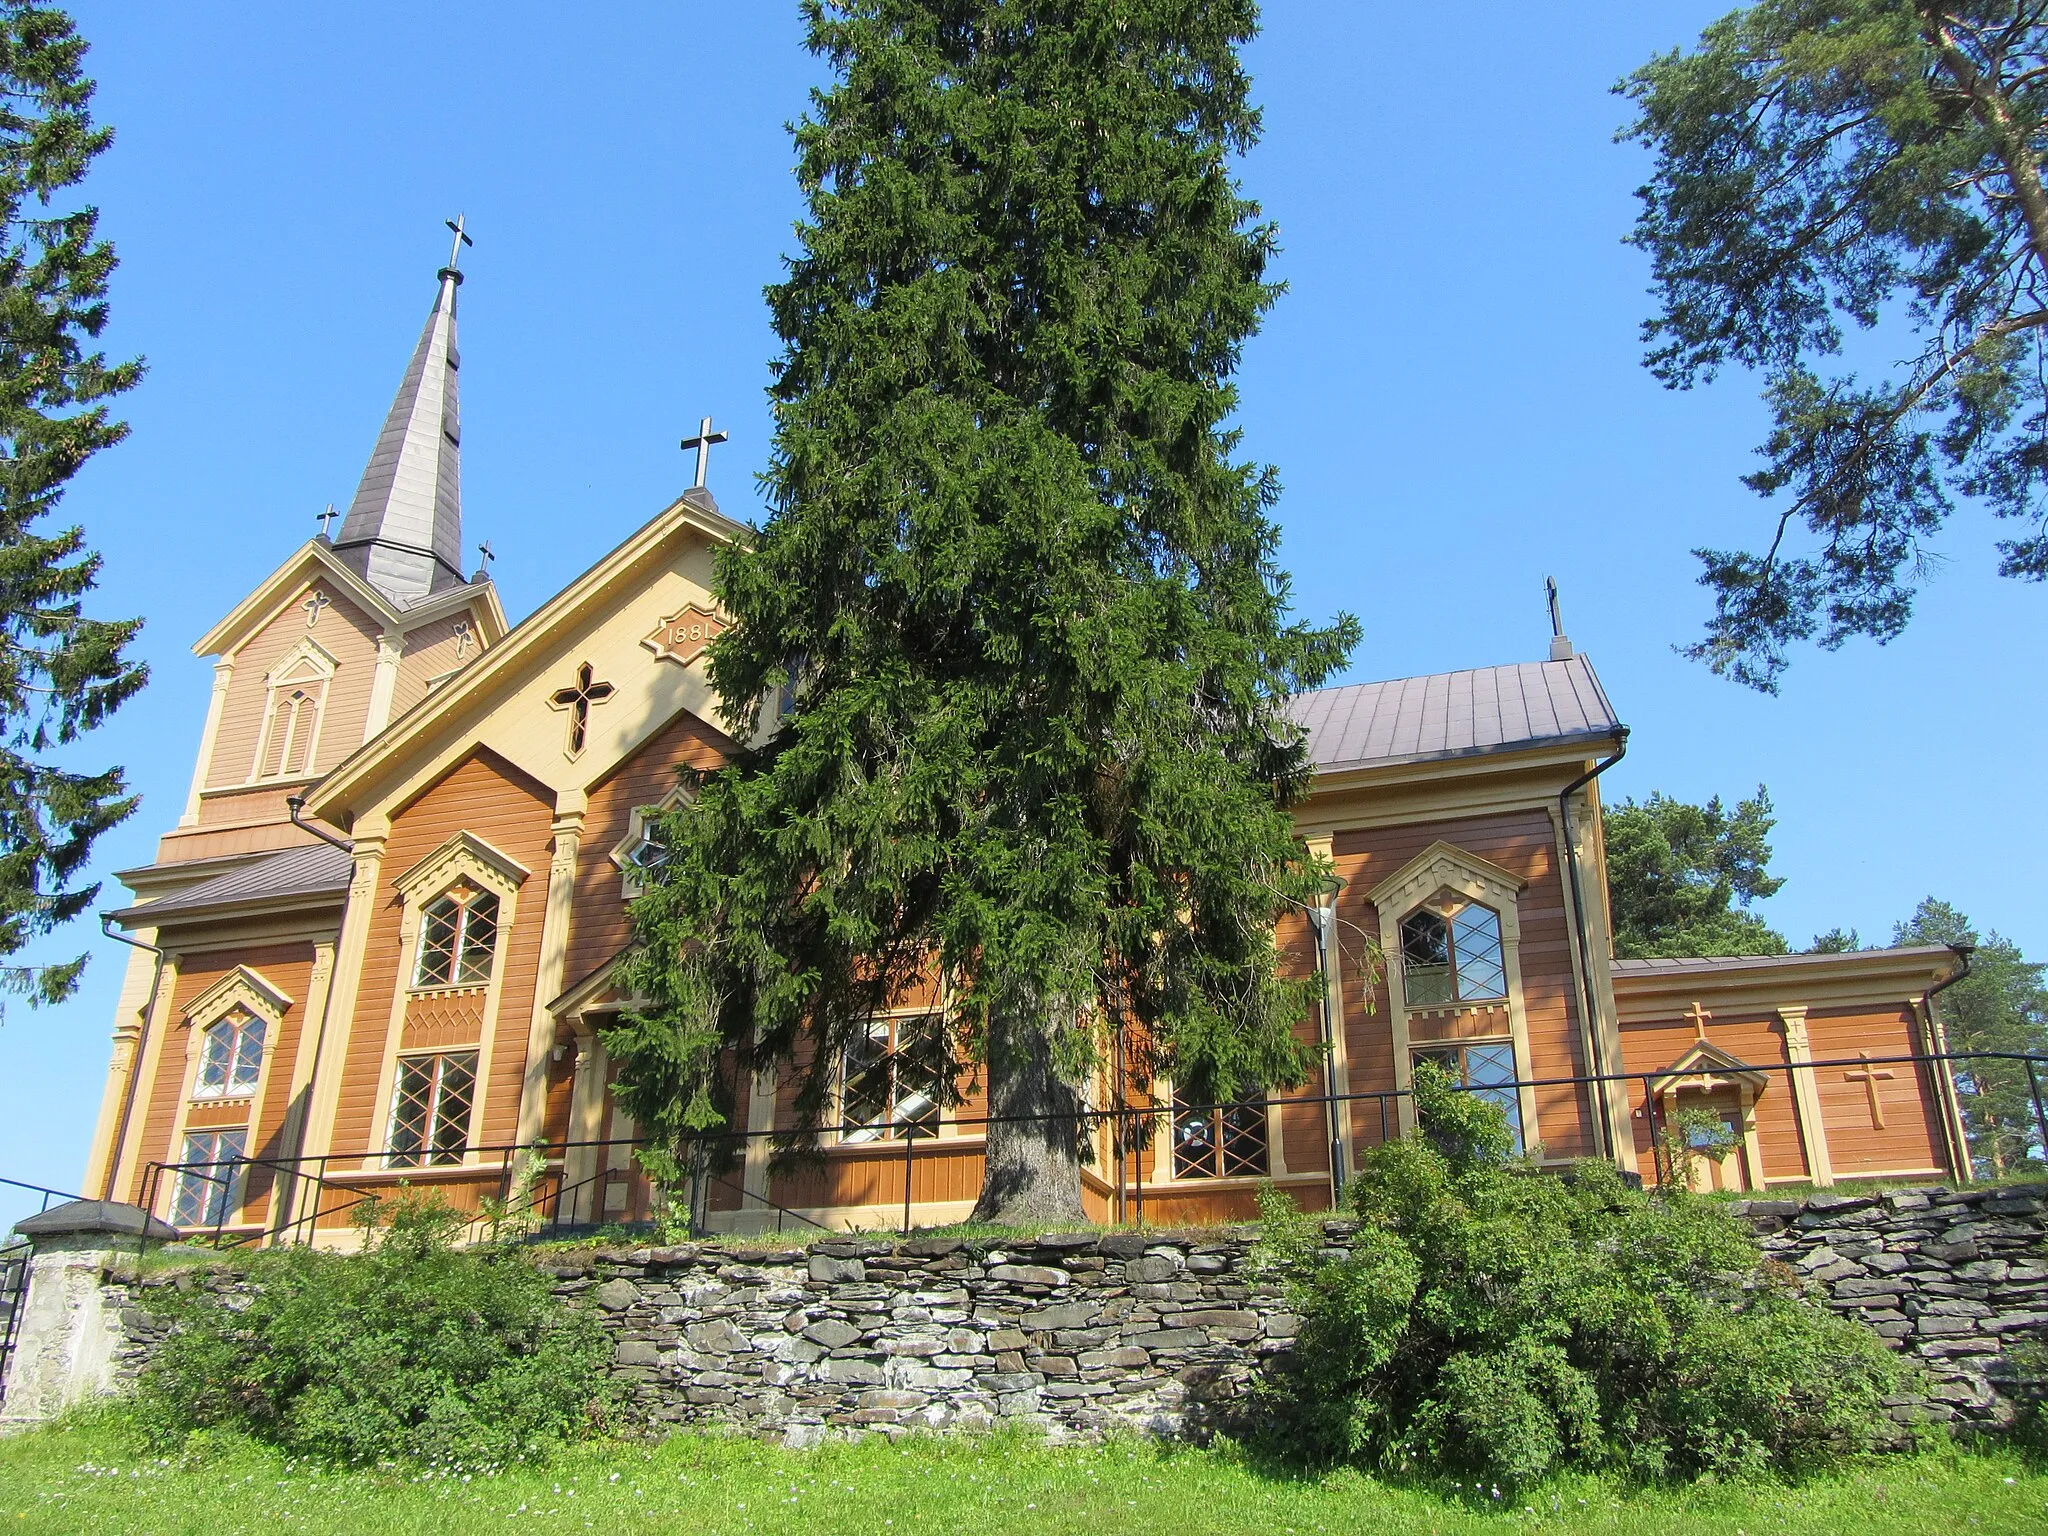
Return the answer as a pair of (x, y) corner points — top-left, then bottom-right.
(443, 214), (473, 277)
(330, 223), (477, 605)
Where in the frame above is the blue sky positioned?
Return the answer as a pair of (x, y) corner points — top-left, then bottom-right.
(2, 2), (2038, 1223)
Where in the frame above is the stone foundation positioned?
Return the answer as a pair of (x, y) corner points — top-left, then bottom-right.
(10, 1185), (2046, 1439)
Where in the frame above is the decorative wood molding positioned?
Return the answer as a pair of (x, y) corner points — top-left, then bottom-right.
(642, 604), (726, 667)
(392, 829), (531, 904)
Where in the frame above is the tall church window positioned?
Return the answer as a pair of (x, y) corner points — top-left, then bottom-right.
(412, 886), (500, 988)
(247, 638), (336, 782)
(192, 1010), (265, 1098)
(839, 1014), (946, 1143)
(1399, 902), (1507, 1006)
(1171, 1086), (1270, 1179)
(1414, 1041), (1524, 1152)
(170, 1128), (247, 1228)
(387, 1052), (477, 1167)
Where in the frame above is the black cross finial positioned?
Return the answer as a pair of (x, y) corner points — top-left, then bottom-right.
(444, 214), (474, 274)
(1546, 575), (1563, 639)
(680, 415), (729, 490)
(549, 661), (616, 756)
(316, 504), (339, 538)
(476, 541), (495, 568)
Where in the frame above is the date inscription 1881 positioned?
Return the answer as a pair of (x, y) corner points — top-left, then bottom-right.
(643, 604), (727, 666)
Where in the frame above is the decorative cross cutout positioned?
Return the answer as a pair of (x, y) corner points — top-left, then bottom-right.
(1685, 1001), (1712, 1041)
(303, 591), (331, 628)
(453, 620), (473, 660)
(444, 214), (474, 273)
(548, 662), (615, 757)
(1845, 1051), (1896, 1130)
(680, 415), (729, 489)
(316, 505), (339, 538)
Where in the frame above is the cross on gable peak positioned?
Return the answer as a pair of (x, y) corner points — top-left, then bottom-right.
(548, 660), (617, 758)
(680, 415), (729, 490)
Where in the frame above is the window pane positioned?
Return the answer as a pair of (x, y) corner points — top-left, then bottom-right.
(1172, 1097), (1218, 1179)
(414, 897), (460, 986)
(1400, 910), (1454, 1005)
(388, 1057), (437, 1167)
(895, 1016), (945, 1140)
(841, 1026), (892, 1143)
(429, 1054), (476, 1163)
(231, 1014), (265, 1091)
(455, 892), (499, 984)
(1169, 1085), (1269, 1180)
(197, 1020), (234, 1094)
(1462, 1042), (1524, 1152)
(1451, 905), (1506, 1001)
(1219, 1099), (1270, 1178)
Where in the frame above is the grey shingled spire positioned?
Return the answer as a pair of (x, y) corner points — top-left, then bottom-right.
(331, 246), (469, 604)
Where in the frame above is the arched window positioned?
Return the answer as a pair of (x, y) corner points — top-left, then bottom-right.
(412, 885), (500, 988)
(1399, 902), (1507, 1006)
(192, 1009), (265, 1098)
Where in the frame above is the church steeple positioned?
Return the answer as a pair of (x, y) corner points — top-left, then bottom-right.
(330, 219), (475, 605)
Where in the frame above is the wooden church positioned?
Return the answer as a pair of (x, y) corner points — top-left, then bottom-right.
(82, 247), (1975, 1240)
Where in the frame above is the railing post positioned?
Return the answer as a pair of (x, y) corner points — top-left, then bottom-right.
(2026, 1059), (2048, 1165)
(902, 1127), (914, 1234)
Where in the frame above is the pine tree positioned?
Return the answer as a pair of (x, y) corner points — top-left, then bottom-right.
(1603, 788), (1789, 959)
(0, 3), (144, 1011)
(613, 0), (1355, 1223)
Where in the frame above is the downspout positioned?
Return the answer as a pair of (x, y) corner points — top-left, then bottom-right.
(1307, 894), (1348, 1207)
(96, 914), (167, 1201)
(1557, 728), (1629, 1164)
(277, 796), (356, 1236)
(1925, 943), (1976, 1181)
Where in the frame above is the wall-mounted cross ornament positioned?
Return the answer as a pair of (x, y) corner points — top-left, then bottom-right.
(1844, 1051), (1896, 1130)
(680, 415), (728, 490)
(548, 661), (616, 757)
(453, 619), (473, 660)
(316, 505), (339, 538)
(303, 590), (331, 628)
(1685, 1001), (1712, 1041)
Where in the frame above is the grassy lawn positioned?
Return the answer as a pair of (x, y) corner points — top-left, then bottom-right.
(1, 1423), (2044, 1536)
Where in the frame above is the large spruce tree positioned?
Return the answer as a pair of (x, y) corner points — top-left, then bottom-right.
(613, 0), (1355, 1222)
(0, 3), (144, 1012)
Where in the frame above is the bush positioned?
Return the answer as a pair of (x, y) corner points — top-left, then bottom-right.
(127, 1192), (613, 1467)
(1253, 1061), (1906, 1487)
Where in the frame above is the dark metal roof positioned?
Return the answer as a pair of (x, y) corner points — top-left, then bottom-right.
(14, 1199), (180, 1242)
(113, 843), (352, 927)
(1286, 655), (1620, 774)
(1611, 946), (1955, 977)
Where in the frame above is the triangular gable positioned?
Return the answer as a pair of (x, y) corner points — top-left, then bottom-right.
(1366, 839), (1527, 917)
(1649, 1038), (1771, 1098)
(194, 539), (507, 661)
(181, 964), (296, 1029)
(393, 828), (532, 902)
(305, 490), (749, 830)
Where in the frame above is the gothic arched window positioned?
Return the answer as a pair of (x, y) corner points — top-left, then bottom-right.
(1399, 902), (1507, 1006)
(412, 885), (501, 988)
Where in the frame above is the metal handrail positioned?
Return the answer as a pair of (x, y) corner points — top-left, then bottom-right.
(133, 1046), (2048, 1246)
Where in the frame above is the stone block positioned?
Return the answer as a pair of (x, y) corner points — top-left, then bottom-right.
(1078, 1347), (1152, 1369)
(1097, 1234), (1151, 1259)
(894, 1365), (973, 1390)
(980, 1372), (1042, 1394)
(615, 1341), (662, 1367)
(1126, 1256), (1179, 1283)
(858, 1389), (932, 1410)
(987, 1328), (1030, 1352)
(804, 1318), (863, 1349)
(987, 1264), (1069, 1287)
(1915, 1314), (1982, 1336)
(809, 1255), (866, 1283)
(1984, 1311), (2048, 1334)
(1033, 1301), (1101, 1330)
(1179, 1309), (1261, 1330)
(1134, 1328), (1207, 1350)
(592, 1279), (640, 1311)
(823, 1358), (886, 1385)
(687, 1319), (748, 1354)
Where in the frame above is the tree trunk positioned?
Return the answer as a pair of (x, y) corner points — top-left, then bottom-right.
(970, 1004), (1088, 1227)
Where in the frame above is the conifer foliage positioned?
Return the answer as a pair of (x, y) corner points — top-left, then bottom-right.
(615, 0), (1355, 1221)
(0, 3), (143, 1010)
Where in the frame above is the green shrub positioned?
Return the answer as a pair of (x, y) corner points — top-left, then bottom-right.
(1253, 1061), (1906, 1487)
(127, 1192), (613, 1467)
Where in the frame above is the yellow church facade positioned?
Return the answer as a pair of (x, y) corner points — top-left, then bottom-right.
(81, 254), (1976, 1242)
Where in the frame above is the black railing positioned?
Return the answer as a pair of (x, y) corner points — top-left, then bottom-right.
(135, 1047), (2048, 1248)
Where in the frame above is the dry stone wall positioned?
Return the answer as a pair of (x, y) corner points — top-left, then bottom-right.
(542, 1229), (1297, 1444)
(1736, 1182), (2048, 1428)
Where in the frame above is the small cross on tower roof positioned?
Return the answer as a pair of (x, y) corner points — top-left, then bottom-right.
(680, 415), (729, 490)
(442, 214), (474, 277)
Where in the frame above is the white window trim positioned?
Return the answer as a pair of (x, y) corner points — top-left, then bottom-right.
(833, 1000), (954, 1148)
(246, 636), (338, 783)
(1368, 841), (1541, 1150)
(367, 832), (530, 1169)
(608, 784), (695, 899)
(383, 1048), (483, 1170)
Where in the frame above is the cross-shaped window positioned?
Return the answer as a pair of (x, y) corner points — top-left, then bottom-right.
(549, 661), (616, 757)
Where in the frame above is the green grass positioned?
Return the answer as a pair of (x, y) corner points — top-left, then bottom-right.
(2, 1421), (2045, 1535)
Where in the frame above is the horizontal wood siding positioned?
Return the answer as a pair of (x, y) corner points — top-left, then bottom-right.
(563, 708), (733, 995)
(210, 585), (381, 791)
(329, 748), (555, 1164)
(393, 611), (483, 718)
(1808, 1003), (1948, 1176)
(1332, 808), (1598, 1161)
(1619, 1010), (1814, 1185)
